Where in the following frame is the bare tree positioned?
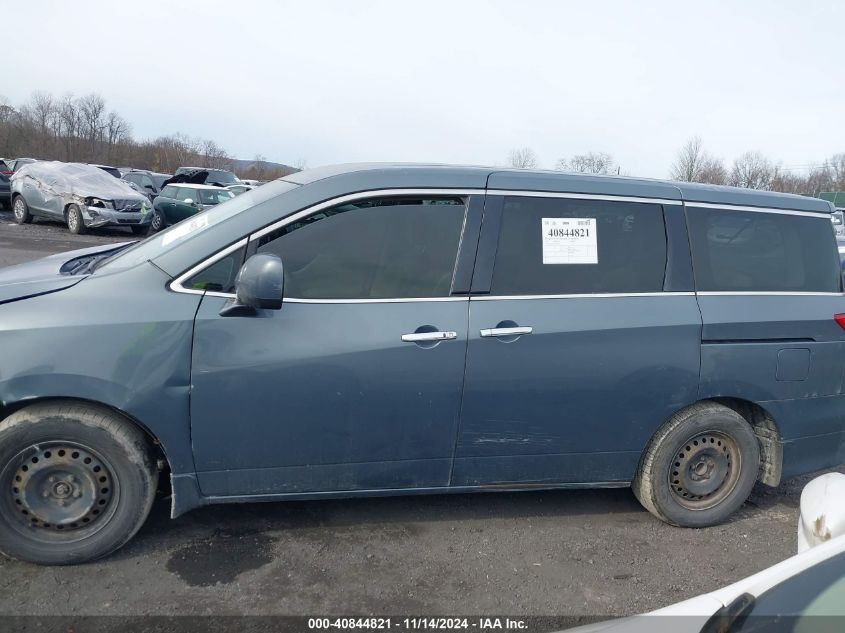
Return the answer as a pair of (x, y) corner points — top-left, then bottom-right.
(201, 139), (232, 170)
(78, 93), (107, 161)
(294, 158), (308, 171)
(57, 93), (83, 161)
(730, 151), (775, 190)
(556, 152), (616, 174)
(670, 136), (706, 181)
(252, 153), (267, 180)
(104, 111), (131, 162)
(698, 158), (728, 185)
(669, 136), (727, 184)
(507, 147), (538, 169)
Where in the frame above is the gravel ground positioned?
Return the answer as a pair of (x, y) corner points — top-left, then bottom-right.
(0, 211), (842, 621)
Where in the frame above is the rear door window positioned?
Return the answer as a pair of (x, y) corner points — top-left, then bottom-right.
(490, 196), (668, 295)
(687, 208), (841, 292)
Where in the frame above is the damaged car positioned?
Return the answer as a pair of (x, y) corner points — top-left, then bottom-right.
(10, 161), (152, 235)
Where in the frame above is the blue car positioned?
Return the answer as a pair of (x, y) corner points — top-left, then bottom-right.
(0, 164), (843, 564)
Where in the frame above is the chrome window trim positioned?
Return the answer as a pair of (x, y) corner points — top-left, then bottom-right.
(171, 188), (482, 301)
(696, 291), (845, 297)
(471, 292), (696, 300)
(685, 201), (831, 218)
(286, 296), (469, 304)
(486, 190), (682, 206)
(250, 188), (482, 241)
(170, 238), (248, 296)
(169, 186), (835, 301)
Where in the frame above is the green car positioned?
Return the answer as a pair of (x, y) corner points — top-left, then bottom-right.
(150, 184), (235, 232)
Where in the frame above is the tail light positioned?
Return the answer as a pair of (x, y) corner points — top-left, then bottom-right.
(835, 314), (845, 331)
(0, 170), (12, 176)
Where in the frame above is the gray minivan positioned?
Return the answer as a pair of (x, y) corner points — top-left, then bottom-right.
(0, 164), (843, 565)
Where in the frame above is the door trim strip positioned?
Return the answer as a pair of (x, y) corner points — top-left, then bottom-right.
(471, 292), (696, 300)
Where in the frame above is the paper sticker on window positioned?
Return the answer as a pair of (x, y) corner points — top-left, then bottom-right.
(541, 218), (597, 264)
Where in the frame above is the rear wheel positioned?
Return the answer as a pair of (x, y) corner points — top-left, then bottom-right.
(66, 204), (86, 235)
(633, 402), (760, 527)
(0, 402), (158, 565)
(12, 196), (32, 224)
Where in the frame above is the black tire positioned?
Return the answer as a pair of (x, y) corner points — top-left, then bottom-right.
(632, 402), (760, 527)
(149, 209), (166, 233)
(12, 195), (32, 225)
(129, 225), (147, 236)
(0, 401), (158, 565)
(66, 204), (86, 235)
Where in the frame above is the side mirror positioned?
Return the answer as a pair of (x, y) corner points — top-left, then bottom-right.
(220, 254), (284, 316)
(183, 198), (194, 204)
(144, 184), (154, 190)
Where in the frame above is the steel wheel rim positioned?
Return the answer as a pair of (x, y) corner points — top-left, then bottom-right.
(151, 212), (162, 230)
(68, 209), (78, 231)
(13, 199), (24, 220)
(668, 430), (741, 511)
(2, 441), (120, 543)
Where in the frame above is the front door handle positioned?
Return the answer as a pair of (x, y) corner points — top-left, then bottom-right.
(480, 326), (533, 338)
(401, 331), (457, 343)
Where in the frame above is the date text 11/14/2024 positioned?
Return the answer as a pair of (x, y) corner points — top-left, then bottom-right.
(307, 617), (528, 630)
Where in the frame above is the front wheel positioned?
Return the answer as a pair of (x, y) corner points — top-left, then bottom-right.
(0, 402), (158, 565)
(12, 196), (32, 224)
(633, 402), (760, 527)
(66, 204), (86, 235)
(149, 209), (166, 233)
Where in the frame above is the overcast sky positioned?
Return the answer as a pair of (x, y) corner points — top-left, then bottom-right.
(5, 0), (844, 176)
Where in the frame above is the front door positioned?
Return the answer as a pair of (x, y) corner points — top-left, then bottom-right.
(453, 192), (702, 486)
(190, 193), (475, 496)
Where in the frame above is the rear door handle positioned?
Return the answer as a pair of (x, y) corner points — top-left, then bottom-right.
(401, 331), (458, 342)
(480, 326), (533, 338)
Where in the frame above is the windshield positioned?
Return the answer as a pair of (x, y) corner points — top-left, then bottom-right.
(98, 180), (297, 270)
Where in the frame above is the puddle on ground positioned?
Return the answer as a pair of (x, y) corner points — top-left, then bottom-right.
(166, 529), (274, 587)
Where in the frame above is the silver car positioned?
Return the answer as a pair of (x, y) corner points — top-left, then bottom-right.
(10, 161), (152, 235)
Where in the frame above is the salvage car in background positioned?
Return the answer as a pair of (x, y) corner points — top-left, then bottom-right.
(122, 169), (171, 201)
(0, 159), (11, 209)
(149, 182), (234, 231)
(174, 166), (241, 186)
(10, 162), (152, 234)
(90, 164), (122, 179)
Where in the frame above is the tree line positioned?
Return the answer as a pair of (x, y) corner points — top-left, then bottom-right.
(507, 140), (845, 195)
(0, 91), (292, 180)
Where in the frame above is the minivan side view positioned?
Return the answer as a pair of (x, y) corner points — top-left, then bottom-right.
(0, 164), (843, 565)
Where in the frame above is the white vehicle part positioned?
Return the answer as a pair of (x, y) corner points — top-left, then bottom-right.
(797, 472), (845, 554)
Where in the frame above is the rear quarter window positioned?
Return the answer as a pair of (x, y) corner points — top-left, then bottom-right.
(687, 208), (841, 292)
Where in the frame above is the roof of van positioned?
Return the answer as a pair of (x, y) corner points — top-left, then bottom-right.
(282, 163), (834, 213)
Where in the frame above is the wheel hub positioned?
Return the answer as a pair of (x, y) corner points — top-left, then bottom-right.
(10, 444), (114, 531)
(668, 431), (740, 510)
